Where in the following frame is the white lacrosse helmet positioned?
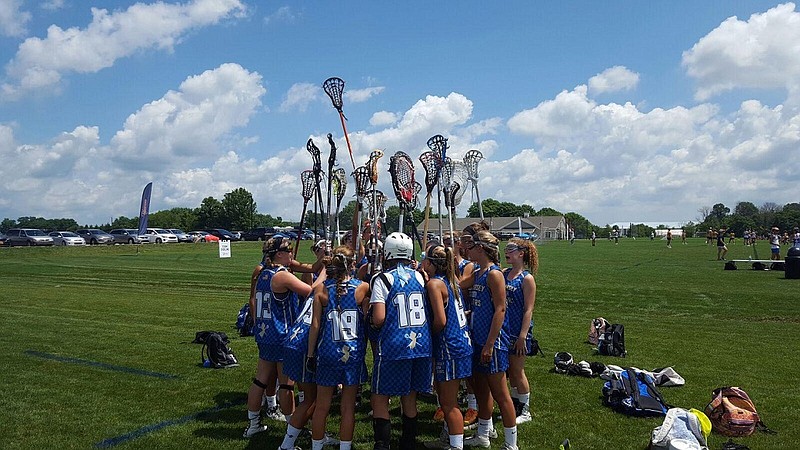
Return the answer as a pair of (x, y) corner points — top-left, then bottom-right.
(383, 232), (413, 261)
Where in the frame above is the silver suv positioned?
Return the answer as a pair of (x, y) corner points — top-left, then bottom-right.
(76, 229), (114, 245)
(5, 228), (54, 246)
(109, 229), (142, 244)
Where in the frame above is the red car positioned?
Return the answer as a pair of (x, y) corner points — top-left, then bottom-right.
(188, 231), (220, 243)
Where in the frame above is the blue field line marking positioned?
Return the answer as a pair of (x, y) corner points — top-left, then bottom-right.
(23, 350), (179, 379)
(94, 399), (246, 448)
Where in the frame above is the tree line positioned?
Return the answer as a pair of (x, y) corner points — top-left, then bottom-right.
(696, 201), (800, 236)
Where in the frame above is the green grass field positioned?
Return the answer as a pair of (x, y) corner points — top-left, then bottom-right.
(1, 238), (798, 449)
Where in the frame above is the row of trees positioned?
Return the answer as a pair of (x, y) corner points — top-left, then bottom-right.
(697, 202), (800, 236)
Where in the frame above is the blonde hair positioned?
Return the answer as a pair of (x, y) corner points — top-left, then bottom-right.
(473, 230), (500, 263)
(326, 245), (354, 299)
(426, 245), (461, 305)
(507, 238), (539, 274)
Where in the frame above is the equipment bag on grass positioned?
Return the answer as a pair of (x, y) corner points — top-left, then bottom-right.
(597, 322), (626, 357)
(704, 387), (774, 437)
(603, 368), (669, 416)
(649, 407), (709, 450)
(234, 302), (254, 337)
(200, 331), (239, 368)
(588, 317), (609, 345)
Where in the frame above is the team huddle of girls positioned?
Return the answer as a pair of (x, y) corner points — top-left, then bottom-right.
(243, 221), (538, 450)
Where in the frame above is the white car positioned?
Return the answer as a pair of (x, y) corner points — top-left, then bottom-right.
(48, 231), (86, 246)
(140, 228), (179, 244)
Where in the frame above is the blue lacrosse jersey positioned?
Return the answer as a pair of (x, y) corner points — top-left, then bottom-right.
(253, 266), (299, 346)
(468, 264), (508, 351)
(370, 264), (431, 360)
(284, 295), (313, 353)
(316, 279), (366, 366)
(431, 275), (472, 361)
(504, 269), (531, 340)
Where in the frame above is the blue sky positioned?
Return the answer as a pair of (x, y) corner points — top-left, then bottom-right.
(1, 0), (797, 227)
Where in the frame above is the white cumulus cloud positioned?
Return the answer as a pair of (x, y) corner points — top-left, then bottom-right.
(682, 2), (800, 102)
(1, 0), (246, 100)
(280, 82), (320, 112)
(588, 66), (640, 96)
(0, 0), (30, 37)
(345, 86), (385, 103)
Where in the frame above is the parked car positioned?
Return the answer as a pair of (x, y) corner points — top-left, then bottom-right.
(5, 228), (54, 246)
(48, 231), (86, 246)
(109, 229), (141, 244)
(140, 228), (178, 244)
(75, 229), (114, 245)
(168, 229), (193, 243)
(242, 227), (276, 241)
(0, 232), (7, 246)
(206, 228), (238, 241)
(188, 231), (220, 242)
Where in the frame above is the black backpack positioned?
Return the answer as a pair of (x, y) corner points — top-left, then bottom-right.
(602, 368), (669, 416)
(200, 331), (239, 368)
(597, 323), (626, 357)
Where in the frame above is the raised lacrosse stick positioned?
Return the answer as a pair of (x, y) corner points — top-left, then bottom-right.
(427, 135), (448, 242)
(362, 188), (387, 276)
(366, 149), (384, 243)
(389, 151), (415, 233)
(326, 133), (338, 242)
(351, 165), (371, 255)
(441, 157), (456, 239)
(419, 150), (442, 249)
(323, 77), (356, 170)
(407, 181), (424, 251)
(307, 138), (326, 241)
(295, 170), (317, 258)
(331, 168), (347, 245)
(448, 160), (470, 217)
(464, 149), (484, 220)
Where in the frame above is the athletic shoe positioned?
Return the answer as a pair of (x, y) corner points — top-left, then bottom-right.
(322, 432), (340, 446)
(516, 409), (532, 424)
(433, 406), (445, 421)
(463, 434), (491, 448)
(264, 406), (286, 422)
(277, 447), (301, 450)
(488, 428), (498, 439)
(500, 444), (519, 450)
(463, 408), (478, 428)
(243, 420), (268, 438)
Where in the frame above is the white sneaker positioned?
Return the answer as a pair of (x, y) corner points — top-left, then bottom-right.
(500, 444), (519, 450)
(277, 447), (301, 450)
(516, 410), (532, 424)
(264, 406), (286, 422)
(243, 421), (268, 438)
(463, 434), (490, 448)
(322, 432), (340, 446)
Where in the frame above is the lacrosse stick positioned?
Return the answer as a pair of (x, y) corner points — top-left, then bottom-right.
(389, 151), (415, 233)
(427, 135), (448, 243)
(464, 149), (484, 220)
(351, 165), (371, 254)
(366, 149), (384, 241)
(326, 133), (338, 242)
(307, 138), (326, 241)
(295, 170), (317, 258)
(407, 181), (424, 251)
(441, 157), (456, 239)
(419, 150), (442, 249)
(323, 77), (356, 170)
(331, 168), (347, 245)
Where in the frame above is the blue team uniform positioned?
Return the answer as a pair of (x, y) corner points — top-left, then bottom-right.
(504, 268), (533, 354)
(253, 266), (298, 362)
(370, 264), (432, 395)
(431, 275), (472, 381)
(315, 279), (368, 386)
(468, 264), (509, 373)
(282, 295), (314, 383)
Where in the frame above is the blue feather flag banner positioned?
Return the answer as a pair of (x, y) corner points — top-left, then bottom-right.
(137, 182), (153, 236)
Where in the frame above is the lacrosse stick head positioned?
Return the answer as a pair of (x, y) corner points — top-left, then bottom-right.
(427, 134), (448, 160)
(332, 168), (347, 205)
(323, 77), (345, 112)
(410, 181), (422, 210)
(300, 170), (316, 202)
(307, 138), (321, 166)
(419, 151), (442, 194)
(367, 150), (384, 185)
(464, 149), (484, 180)
(376, 190), (388, 222)
(352, 166), (371, 198)
(445, 181), (462, 209)
(389, 152), (415, 208)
